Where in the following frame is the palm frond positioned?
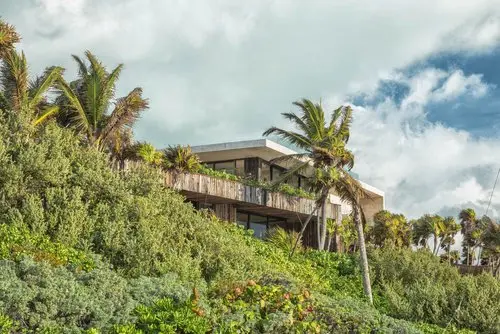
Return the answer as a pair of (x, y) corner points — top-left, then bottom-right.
(57, 78), (91, 136)
(335, 105), (353, 143)
(0, 50), (28, 112)
(281, 112), (313, 138)
(262, 127), (312, 150)
(98, 87), (148, 149)
(0, 19), (20, 56)
(269, 160), (310, 190)
(33, 105), (59, 126)
(28, 66), (64, 107)
(71, 55), (89, 78)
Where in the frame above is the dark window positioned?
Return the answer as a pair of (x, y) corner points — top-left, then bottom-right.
(249, 214), (268, 239)
(237, 211), (249, 229)
(261, 161), (271, 183)
(214, 161), (236, 174)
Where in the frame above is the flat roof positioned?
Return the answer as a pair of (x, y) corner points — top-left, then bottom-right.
(191, 139), (297, 156)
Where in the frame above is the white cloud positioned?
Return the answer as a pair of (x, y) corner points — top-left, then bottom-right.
(337, 69), (500, 219)
(433, 70), (490, 101)
(3, 0), (500, 220)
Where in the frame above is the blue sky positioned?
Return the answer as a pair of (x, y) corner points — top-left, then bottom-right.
(3, 0), (500, 219)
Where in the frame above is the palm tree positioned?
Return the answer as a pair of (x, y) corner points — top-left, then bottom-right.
(263, 99), (354, 250)
(459, 208), (476, 265)
(57, 51), (148, 152)
(0, 49), (63, 125)
(332, 171), (374, 304)
(439, 217), (460, 263)
(370, 210), (411, 248)
(0, 19), (20, 57)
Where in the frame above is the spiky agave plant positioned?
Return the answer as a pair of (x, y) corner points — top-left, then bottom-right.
(163, 145), (201, 173)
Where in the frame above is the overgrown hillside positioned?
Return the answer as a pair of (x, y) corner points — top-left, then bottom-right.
(0, 114), (498, 333)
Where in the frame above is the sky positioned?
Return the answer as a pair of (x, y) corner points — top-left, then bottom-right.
(3, 0), (500, 220)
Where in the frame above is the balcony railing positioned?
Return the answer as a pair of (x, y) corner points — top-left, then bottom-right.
(164, 171), (335, 218)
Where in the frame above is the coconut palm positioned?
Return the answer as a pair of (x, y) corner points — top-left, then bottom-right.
(0, 49), (63, 125)
(57, 51), (148, 152)
(332, 170), (374, 304)
(263, 99), (354, 250)
(439, 217), (460, 263)
(459, 208), (477, 265)
(0, 19), (20, 57)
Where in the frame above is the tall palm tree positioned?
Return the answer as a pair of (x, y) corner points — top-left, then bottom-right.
(459, 208), (476, 266)
(0, 49), (63, 125)
(57, 51), (148, 152)
(0, 19), (20, 57)
(439, 217), (460, 262)
(332, 170), (374, 304)
(263, 99), (354, 250)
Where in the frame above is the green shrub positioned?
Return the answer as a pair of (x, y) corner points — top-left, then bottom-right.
(0, 223), (94, 271)
(370, 248), (500, 333)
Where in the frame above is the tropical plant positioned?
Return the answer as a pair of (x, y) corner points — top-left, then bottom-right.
(135, 142), (163, 166)
(263, 99), (354, 251)
(459, 208), (476, 265)
(163, 145), (201, 173)
(337, 214), (358, 253)
(56, 50), (148, 152)
(0, 19), (20, 57)
(266, 227), (304, 254)
(369, 210), (411, 248)
(439, 217), (461, 264)
(330, 171), (374, 304)
(0, 50), (63, 125)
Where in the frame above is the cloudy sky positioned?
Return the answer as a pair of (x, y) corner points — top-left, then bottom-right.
(3, 0), (500, 219)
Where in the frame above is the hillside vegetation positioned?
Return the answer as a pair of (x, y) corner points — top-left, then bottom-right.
(0, 115), (496, 333)
(0, 18), (498, 333)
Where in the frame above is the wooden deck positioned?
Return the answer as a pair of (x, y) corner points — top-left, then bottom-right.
(164, 172), (333, 220)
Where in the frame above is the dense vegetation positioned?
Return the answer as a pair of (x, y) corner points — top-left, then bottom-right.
(0, 19), (498, 333)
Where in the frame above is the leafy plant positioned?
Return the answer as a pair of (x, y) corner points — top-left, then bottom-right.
(163, 145), (201, 173)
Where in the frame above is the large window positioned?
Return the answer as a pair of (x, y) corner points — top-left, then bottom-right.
(236, 211), (288, 239)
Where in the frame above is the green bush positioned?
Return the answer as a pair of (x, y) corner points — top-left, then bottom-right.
(370, 248), (500, 333)
(0, 257), (197, 333)
(0, 223), (94, 271)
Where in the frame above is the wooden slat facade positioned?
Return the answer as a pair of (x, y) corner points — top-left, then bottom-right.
(164, 171), (334, 220)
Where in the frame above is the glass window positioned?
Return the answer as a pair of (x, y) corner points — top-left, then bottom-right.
(214, 161), (236, 174)
(235, 159), (245, 177)
(249, 214), (268, 239)
(236, 212), (248, 229)
(261, 161), (271, 183)
(198, 202), (213, 210)
(301, 177), (312, 191)
(271, 166), (284, 182)
(290, 174), (300, 188)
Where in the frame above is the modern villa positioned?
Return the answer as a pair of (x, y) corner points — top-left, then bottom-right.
(164, 139), (384, 247)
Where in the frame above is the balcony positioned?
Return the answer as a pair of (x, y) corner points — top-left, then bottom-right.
(164, 171), (335, 220)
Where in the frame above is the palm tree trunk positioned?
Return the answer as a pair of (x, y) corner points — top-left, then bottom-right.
(354, 206), (373, 304)
(318, 197), (328, 250)
(290, 205), (319, 258)
(326, 234), (332, 252)
(447, 245), (451, 265)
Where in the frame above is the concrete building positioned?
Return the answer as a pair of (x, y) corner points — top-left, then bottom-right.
(164, 139), (384, 247)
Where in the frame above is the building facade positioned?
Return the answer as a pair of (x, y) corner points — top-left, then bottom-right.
(164, 139), (384, 247)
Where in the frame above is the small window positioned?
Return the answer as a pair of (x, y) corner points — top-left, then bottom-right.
(249, 214), (268, 239)
(261, 161), (271, 182)
(214, 161), (236, 174)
